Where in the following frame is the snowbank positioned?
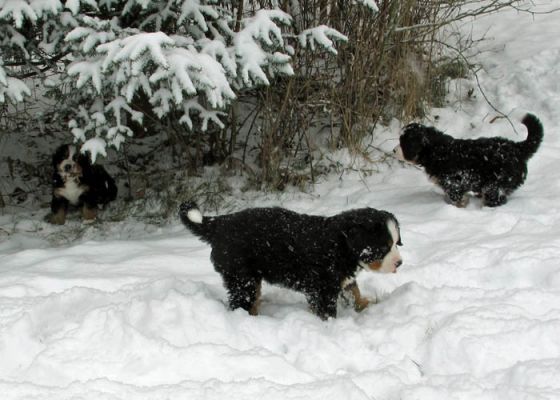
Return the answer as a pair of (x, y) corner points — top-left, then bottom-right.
(1, 1), (560, 399)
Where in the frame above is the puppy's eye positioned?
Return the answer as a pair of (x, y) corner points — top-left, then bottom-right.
(397, 239), (403, 246)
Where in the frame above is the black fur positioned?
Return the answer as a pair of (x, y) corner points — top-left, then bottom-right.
(47, 144), (117, 224)
(396, 113), (543, 207)
(179, 202), (402, 319)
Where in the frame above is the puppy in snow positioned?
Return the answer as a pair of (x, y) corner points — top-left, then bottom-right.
(394, 114), (543, 207)
(179, 203), (403, 319)
(46, 144), (117, 225)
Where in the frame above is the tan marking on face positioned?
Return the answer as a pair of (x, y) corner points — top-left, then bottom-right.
(367, 260), (383, 271)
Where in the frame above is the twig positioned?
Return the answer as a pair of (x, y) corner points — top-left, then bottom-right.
(432, 39), (519, 134)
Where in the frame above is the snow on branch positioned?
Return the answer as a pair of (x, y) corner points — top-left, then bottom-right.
(149, 45), (236, 108)
(67, 58), (104, 92)
(105, 96), (143, 146)
(100, 32), (175, 68)
(65, 17), (117, 53)
(1, 0), (361, 158)
(177, 0), (219, 31)
(0, 60), (31, 102)
(352, 0), (379, 12)
(235, 9), (293, 86)
(298, 25), (348, 55)
(179, 98), (227, 131)
(64, 22), (238, 159)
(80, 137), (107, 163)
(0, 76), (31, 103)
(0, 0), (62, 27)
(64, 0), (98, 15)
(199, 38), (237, 78)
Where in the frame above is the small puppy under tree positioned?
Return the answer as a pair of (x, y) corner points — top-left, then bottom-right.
(46, 144), (117, 225)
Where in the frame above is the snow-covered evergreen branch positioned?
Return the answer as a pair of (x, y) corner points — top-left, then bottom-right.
(298, 25), (348, 55)
(0, 0), (352, 161)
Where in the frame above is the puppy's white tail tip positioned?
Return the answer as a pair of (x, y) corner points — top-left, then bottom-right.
(187, 209), (203, 224)
(179, 201), (203, 224)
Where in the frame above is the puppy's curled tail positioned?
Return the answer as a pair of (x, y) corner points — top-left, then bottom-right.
(179, 202), (211, 241)
(520, 113), (543, 160)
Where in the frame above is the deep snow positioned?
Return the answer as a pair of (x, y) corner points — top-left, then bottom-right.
(2, 2), (560, 399)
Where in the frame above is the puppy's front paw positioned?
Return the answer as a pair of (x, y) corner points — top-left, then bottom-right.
(45, 210), (66, 225)
(444, 194), (469, 208)
(354, 297), (370, 312)
(82, 205), (97, 224)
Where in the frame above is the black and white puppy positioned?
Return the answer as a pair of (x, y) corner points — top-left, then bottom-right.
(179, 203), (403, 319)
(394, 114), (543, 207)
(46, 144), (117, 225)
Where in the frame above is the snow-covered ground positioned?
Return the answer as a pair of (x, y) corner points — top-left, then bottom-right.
(2, 3), (560, 399)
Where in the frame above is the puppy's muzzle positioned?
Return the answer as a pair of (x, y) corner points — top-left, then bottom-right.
(393, 145), (405, 161)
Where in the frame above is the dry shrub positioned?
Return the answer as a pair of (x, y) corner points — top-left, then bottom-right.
(238, 0), (520, 189)
(244, 0), (453, 188)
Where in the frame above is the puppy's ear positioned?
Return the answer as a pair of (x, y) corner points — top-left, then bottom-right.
(52, 145), (69, 168)
(390, 216), (403, 246)
(342, 223), (386, 261)
(403, 124), (432, 145)
(400, 132), (425, 162)
(78, 150), (92, 166)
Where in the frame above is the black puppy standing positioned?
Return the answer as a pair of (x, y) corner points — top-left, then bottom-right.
(47, 144), (117, 225)
(179, 202), (403, 319)
(394, 114), (543, 207)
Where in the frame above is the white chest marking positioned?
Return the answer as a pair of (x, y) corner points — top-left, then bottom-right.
(58, 179), (86, 205)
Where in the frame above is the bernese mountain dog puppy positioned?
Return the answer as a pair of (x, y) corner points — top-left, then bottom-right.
(179, 202), (403, 319)
(46, 144), (117, 225)
(394, 113), (543, 207)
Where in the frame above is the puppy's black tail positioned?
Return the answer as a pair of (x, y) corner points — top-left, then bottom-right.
(519, 113), (543, 160)
(179, 202), (212, 242)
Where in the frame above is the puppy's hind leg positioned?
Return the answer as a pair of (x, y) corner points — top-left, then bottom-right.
(482, 186), (508, 207)
(307, 287), (338, 320)
(249, 280), (262, 316)
(222, 273), (261, 315)
(443, 184), (469, 208)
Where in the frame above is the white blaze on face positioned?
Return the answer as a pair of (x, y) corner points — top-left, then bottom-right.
(379, 219), (402, 273)
(59, 145), (78, 180)
(357, 219), (403, 274)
